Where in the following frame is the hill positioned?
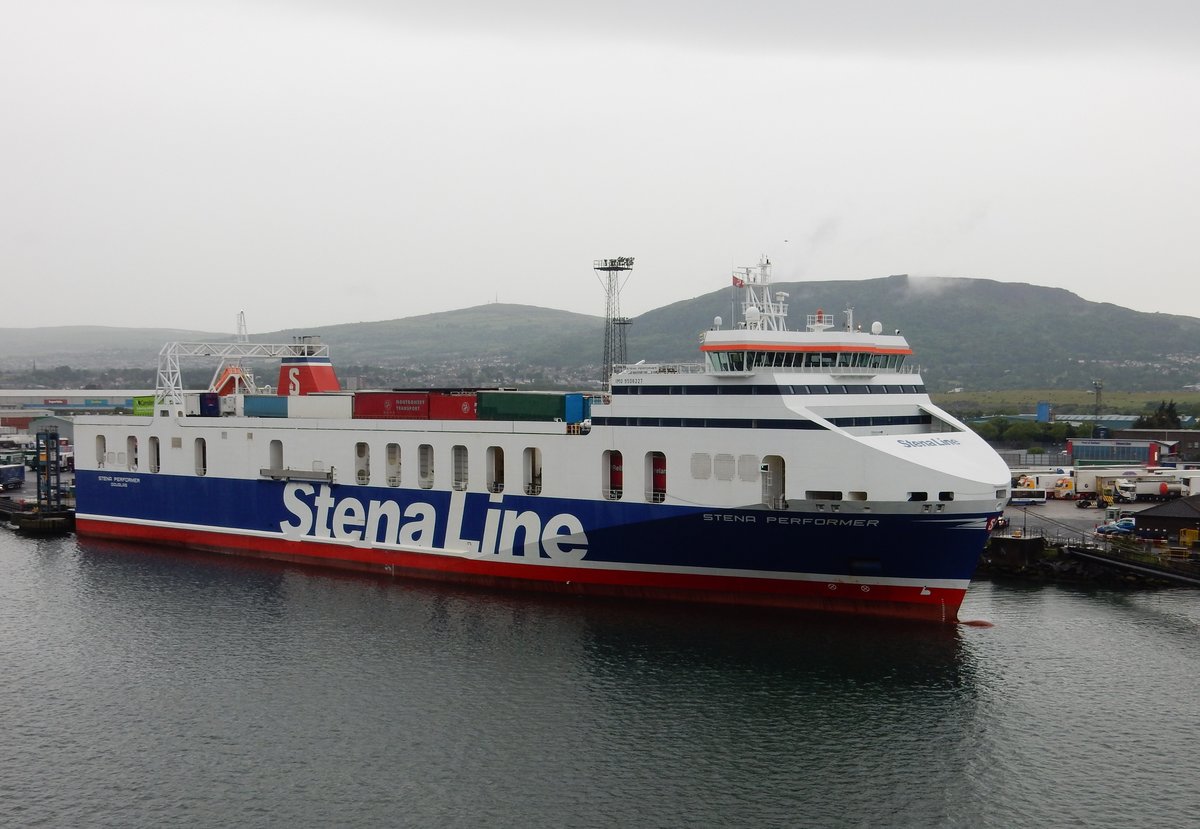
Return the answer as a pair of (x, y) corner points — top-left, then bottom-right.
(2, 277), (1199, 392)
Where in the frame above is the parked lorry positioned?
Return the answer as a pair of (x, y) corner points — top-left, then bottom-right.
(0, 462), (25, 491)
(1115, 477), (1187, 503)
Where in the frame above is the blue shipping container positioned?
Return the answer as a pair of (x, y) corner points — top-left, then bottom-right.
(244, 396), (289, 418)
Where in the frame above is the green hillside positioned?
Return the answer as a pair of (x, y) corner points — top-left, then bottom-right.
(3, 277), (1199, 393)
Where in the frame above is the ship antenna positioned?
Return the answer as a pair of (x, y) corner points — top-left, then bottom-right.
(593, 256), (635, 383)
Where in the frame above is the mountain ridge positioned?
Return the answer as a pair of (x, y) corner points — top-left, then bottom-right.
(2, 278), (1198, 392)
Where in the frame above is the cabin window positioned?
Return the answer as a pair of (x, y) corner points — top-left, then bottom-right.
(908, 491), (928, 502)
(714, 453), (736, 481)
(645, 451), (666, 503)
(452, 445), (468, 491)
(194, 438), (207, 476)
(523, 447), (543, 495)
(270, 439), (283, 472)
(96, 435), (107, 468)
(690, 453), (712, 479)
(418, 444), (434, 489)
(738, 454), (760, 481)
(355, 441), (370, 485)
(603, 450), (623, 501)
(126, 436), (138, 471)
(848, 490), (868, 501)
(939, 491), (954, 502)
(806, 490), (843, 501)
(487, 446), (504, 493)
(386, 443), (401, 487)
(149, 437), (160, 473)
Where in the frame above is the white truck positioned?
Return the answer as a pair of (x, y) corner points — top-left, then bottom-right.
(1115, 477), (1187, 503)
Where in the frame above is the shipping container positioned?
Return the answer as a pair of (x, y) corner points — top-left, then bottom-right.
(199, 393), (221, 417)
(430, 392), (478, 420)
(287, 394), (354, 419)
(477, 391), (585, 422)
(354, 391), (430, 419)
(244, 395), (289, 418)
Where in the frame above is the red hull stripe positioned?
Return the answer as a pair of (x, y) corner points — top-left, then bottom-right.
(76, 518), (967, 623)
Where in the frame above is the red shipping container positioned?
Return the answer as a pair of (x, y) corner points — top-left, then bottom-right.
(353, 391), (429, 419)
(430, 392), (477, 420)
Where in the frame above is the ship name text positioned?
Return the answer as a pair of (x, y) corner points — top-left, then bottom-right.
(280, 484), (589, 561)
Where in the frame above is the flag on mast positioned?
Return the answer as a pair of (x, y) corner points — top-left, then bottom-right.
(732, 275), (745, 288)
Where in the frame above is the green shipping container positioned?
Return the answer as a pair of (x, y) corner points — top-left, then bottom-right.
(477, 391), (568, 422)
(132, 395), (156, 416)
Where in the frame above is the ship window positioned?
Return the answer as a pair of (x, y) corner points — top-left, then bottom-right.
(714, 453), (736, 481)
(806, 490), (843, 501)
(738, 454), (760, 482)
(645, 451), (666, 503)
(996, 489), (1007, 499)
(836, 352), (852, 367)
(452, 445), (468, 491)
(95, 435), (106, 467)
(908, 491), (928, 502)
(728, 352), (746, 371)
(523, 447), (542, 495)
(487, 446), (504, 493)
(194, 438), (207, 476)
(939, 491), (954, 502)
(355, 441), (370, 485)
(418, 444), (434, 489)
(149, 436), (160, 473)
(386, 443), (401, 487)
(603, 450), (623, 501)
(847, 490), (868, 501)
(126, 436), (138, 471)
(690, 453), (712, 479)
(270, 439), (283, 472)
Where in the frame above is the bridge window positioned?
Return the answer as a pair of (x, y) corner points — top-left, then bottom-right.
(194, 438), (207, 476)
(523, 447), (542, 495)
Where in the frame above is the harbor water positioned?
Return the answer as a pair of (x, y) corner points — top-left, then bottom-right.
(2, 530), (1199, 828)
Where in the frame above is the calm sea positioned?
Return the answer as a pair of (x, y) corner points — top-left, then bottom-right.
(2, 531), (1199, 828)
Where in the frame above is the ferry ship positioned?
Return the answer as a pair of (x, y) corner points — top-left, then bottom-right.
(73, 260), (1010, 622)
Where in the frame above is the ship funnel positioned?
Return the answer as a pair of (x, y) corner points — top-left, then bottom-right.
(277, 336), (341, 396)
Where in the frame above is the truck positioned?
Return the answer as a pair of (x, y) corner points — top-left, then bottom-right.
(0, 462), (25, 491)
(1115, 477), (1187, 503)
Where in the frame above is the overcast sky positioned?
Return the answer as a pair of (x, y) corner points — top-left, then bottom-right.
(3, 1), (1198, 334)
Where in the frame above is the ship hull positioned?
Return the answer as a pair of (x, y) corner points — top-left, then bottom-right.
(75, 470), (982, 623)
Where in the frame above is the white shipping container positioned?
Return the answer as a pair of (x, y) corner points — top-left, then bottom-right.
(286, 394), (354, 419)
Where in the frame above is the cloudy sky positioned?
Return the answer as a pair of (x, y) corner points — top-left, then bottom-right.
(3, 1), (1198, 333)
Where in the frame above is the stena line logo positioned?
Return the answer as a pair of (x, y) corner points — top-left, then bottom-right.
(897, 438), (961, 448)
(279, 483), (589, 562)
